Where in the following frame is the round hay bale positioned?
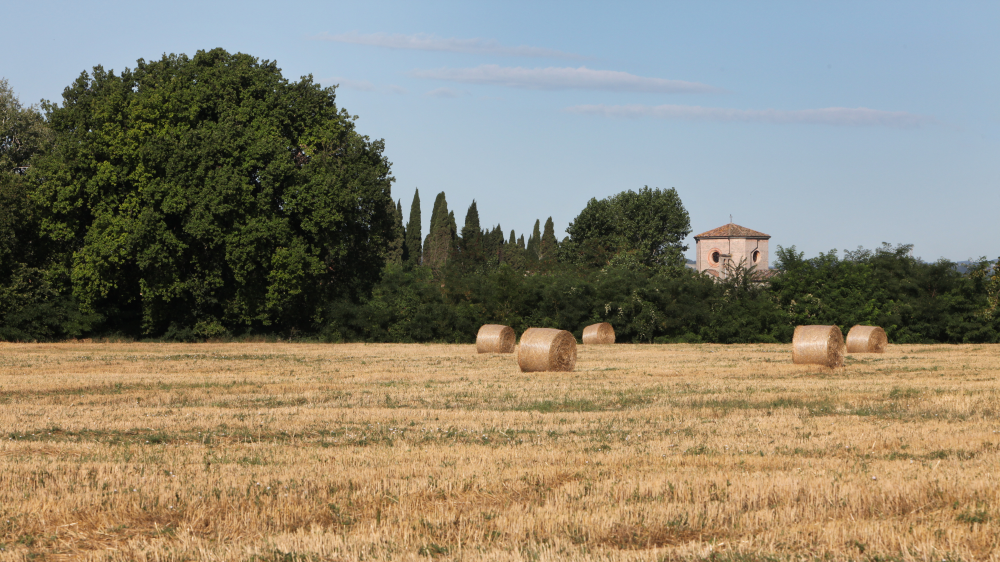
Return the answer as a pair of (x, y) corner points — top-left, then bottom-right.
(476, 324), (516, 354)
(846, 325), (888, 354)
(582, 322), (615, 344)
(517, 328), (577, 372)
(792, 325), (846, 368)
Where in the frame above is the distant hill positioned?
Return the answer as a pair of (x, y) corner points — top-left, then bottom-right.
(953, 260), (983, 274)
(927, 260), (994, 275)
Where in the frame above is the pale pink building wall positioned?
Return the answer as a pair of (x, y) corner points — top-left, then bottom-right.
(695, 237), (769, 277)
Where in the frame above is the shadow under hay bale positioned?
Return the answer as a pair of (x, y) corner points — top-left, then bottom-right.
(476, 324), (516, 354)
(582, 322), (615, 344)
(517, 328), (577, 372)
(846, 325), (888, 353)
(792, 325), (845, 368)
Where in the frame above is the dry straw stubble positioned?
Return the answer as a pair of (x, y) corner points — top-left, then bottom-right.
(517, 328), (577, 372)
(476, 324), (516, 354)
(582, 322), (615, 344)
(3, 342), (1000, 560)
(792, 325), (846, 367)
(846, 325), (888, 353)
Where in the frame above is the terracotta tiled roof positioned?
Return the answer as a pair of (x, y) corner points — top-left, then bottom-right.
(693, 223), (770, 239)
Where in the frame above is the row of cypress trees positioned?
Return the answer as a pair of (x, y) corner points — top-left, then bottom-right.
(386, 189), (559, 271)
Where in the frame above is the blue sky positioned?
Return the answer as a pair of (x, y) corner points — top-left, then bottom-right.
(2, 1), (997, 261)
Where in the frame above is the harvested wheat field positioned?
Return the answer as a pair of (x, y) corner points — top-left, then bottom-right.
(0, 342), (999, 561)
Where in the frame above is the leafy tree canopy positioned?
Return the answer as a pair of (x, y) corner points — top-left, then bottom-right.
(1, 78), (52, 175)
(29, 49), (394, 338)
(1, 78), (53, 270)
(565, 186), (691, 269)
(1, 78), (97, 341)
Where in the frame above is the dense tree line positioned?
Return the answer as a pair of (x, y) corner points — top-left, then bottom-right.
(326, 230), (1000, 345)
(2, 52), (999, 343)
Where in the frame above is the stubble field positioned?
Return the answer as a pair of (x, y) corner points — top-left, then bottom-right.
(0, 341), (998, 561)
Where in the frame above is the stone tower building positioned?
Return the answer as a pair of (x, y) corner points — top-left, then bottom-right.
(693, 223), (770, 278)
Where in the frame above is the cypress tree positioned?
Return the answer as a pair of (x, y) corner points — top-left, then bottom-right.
(506, 233), (527, 270)
(502, 230), (517, 267)
(423, 192), (454, 269)
(397, 200), (407, 263)
(423, 192), (442, 267)
(460, 200), (482, 260)
(385, 199), (405, 265)
(447, 211), (458, 248)
(447, 210), (458, 264)
(539, 216), (558, 265)
(462, 200), (480, 234)
(405, 189), (422, 266)
(526, 219), (541, 262)
(484, 224), (503, 265)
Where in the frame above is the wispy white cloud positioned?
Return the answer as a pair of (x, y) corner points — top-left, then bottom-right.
(409, 65), (717, 93)
(320, 77), (376, 91)
(314, 32), (582, 59)
(387, 85), (408, 95)
(566, 104), (932, 127)
(424, 87), (467, 98)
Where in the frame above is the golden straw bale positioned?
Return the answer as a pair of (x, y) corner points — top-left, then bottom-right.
(582, 322), (615, 344)
(846, 325), (888, 353)
(517, 328), (577, 372)
(792, 325), (846, 368)
(476, 324), (516, 354)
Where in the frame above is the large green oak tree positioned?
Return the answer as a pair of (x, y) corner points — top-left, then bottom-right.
(30, 49), (395, 337)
